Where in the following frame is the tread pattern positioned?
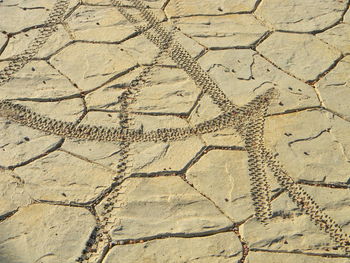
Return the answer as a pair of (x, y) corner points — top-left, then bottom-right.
(0, 0), (69, 86)
(0, 0), (349, 259)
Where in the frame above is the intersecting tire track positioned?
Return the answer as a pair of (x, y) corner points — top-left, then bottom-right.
(78, 32), (176, 263)
(0, 0), (349, 261)
(0, 0), (69, 86)
(115, 0), (350, 254)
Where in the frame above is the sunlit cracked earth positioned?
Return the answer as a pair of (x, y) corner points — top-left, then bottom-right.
(1, 0), (350, 262)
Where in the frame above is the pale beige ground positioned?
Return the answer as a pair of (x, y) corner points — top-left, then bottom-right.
(0, 0), (350, 263)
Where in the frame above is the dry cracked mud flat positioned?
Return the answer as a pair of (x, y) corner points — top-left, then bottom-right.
(0, 0), (350, 262)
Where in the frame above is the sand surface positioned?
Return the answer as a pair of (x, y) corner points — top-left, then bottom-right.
(0, 0), (350, 262)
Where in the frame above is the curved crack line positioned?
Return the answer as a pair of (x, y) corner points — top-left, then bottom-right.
(288, 128), (331, 147)
(111, 225), (236, 245)
(7, 138), (64, 170)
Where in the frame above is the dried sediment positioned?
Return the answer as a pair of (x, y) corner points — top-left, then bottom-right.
(0, 0), (69, 86)
(0, 88), (276, 144)
(0, 0), (349, 260)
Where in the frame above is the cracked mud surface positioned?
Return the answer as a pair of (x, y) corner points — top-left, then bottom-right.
(0, 0), (350, 262)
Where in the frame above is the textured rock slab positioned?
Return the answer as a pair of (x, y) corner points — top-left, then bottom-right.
(61, 111), (123, 165)
(1, 1), (350, 262)
(85, 64), (198, 113)
(175, 32), (205, 59)
(118, 35), (159, 65)
(265, 110), (350, 183)
(189, 95), (244, 147)
(0, 204), (95, 263)
(97, 177), (233, 241)
(50, 42), (137, 91)
(83, 0), (168, 8)
(247, 252), (350, 263)
(67, 5), (136, 42)
(63, 112), (203, 173)
(317, 23), (350, 54)
(165, 0), (258, 17)
(104, 232), (242, 263)
(317, 56), (350, 120)
(86, 59), (203, 113)
(257, 32), (341, 81)
(176, 15), (268, 49)
(0, 98), (82, 165)
(157, 31), (205, 64)
(345, 9), (350, 23)
(0, 61), (78, 100)
(124, 115), (204, 174)
(15, 0), (79, 11)
(67, 6), (165, 42)
(0, 120), (61, 168)
(132, 67), (200, 114)
(132, 137), (204, 174)
(14, 151), (116, 203)
(330, 116), (350, 161)
(0, 169), (31, 217)
(250, 55), (320, 112)
(0, 33), (7, 49)
(0, 2), (55, 33)
(62, 138), (122, 167)
(141, 0), (168, 9)
(241, 185), (350, 254)
(187, 150), (254, 223)
(198, 49), (319, 114)
(0, 0), (78, 33)
(0, 25), (71, 60)
(255, 0), (348, 32)
(18, 98), (84, 122)
(85, 67), (142, 111)
(66, 137), (203, 175)
(82, 0), (112, 5)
